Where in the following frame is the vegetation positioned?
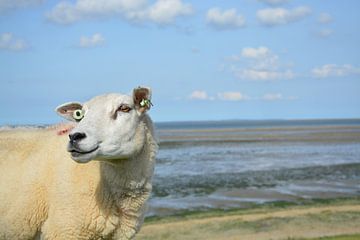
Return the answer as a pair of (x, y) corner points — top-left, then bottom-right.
(137, 197), (360, 240)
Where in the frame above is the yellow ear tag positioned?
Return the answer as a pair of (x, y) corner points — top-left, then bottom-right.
(73, 109), (84, 121)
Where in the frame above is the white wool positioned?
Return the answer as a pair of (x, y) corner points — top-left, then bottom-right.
(0, 92), (158, 240)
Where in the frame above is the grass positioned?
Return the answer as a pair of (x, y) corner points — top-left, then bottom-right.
(215, 211), (360, 233)
(137, 197), (360, 240)
(320, 235), (360, 240)
(296, 234), (360, 240)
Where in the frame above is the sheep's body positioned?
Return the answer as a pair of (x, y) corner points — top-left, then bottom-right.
(0, 90), (157, 240)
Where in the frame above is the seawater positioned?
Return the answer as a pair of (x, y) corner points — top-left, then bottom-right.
(148, 119), (360, 216)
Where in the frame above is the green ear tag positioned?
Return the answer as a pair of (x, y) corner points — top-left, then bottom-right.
(140, 99), (153, 108)
(73, 109), (84, 121)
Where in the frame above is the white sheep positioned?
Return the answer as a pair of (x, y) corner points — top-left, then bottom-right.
(0, 87), (158, 240)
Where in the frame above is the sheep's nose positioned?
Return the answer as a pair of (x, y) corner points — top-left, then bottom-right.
(69, 132), (86, 143)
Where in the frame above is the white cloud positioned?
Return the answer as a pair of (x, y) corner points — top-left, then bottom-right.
(46, 0), (193, 25)
(241, 46), (270, 58)
(318, 12), (332, 24)
(226, 46), (294, 81)
(257, 0), (288, 6)
(0, 32), (28, 51)
(235, 69), (294, 81)
(316, 29), (333, 38)
(256, 6), (311, 26)
(191, 47), (200, 54)
(262, 93), (283, 101)
(312, 64), (360, 78)
(188, 90), (248, 101)
(217, 92), (248, 101)
(262, 93), (297, 101)
(130, 0), (193, 25)
(188, 90), (297, 102)
(240, 46), (280, 70)
(188, 90), (210, 100)
(46, 0), (146, 24)
(206, 8), (245, 30)
(314, 13), (333, 38)
(79, 33), (105, 48)
(0, 0), (43, 13)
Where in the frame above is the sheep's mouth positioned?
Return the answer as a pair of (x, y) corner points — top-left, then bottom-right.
(68, 146), (99, 157)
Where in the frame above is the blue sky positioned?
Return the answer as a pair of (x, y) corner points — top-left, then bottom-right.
(0, 0), (359, 124)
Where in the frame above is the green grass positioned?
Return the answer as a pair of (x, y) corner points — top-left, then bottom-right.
(138, 197), (360, 240)
(216, 211), (360, 235)
(294, 234), (360, 240)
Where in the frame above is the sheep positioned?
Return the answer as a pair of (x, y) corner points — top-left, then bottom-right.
(0, 87), (158, 240)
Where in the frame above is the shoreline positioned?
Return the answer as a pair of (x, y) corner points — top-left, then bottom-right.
(144, 197), (360, 223)
(137, 197), (360, 240)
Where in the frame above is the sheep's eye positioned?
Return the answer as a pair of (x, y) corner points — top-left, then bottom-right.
(73, 109), (84, 121)
(118, 105), (131, 113)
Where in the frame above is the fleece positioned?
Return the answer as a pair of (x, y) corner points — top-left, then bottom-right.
(0, 119), (157, 240)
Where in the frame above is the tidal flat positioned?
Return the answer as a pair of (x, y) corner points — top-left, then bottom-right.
(149, 119), (360, 217)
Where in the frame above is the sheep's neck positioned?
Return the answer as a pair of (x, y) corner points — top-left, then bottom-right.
(98, 149), (148, 199)
(96, 130), (156, 211)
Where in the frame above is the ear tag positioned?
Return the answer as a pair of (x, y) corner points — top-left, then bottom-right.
(73, 109), (84, 121)
(140, 99), (153, 108)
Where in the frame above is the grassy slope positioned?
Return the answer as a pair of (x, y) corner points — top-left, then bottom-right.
(283, 235), (360, 240)
(306, 234), (360, 240)
(136, 198), (360, 240)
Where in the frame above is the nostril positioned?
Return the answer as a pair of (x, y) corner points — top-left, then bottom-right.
(69, 132), (86, 142)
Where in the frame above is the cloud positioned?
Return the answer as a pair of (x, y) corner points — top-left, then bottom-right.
(206, 8), (246, 30)
(316, 29), (333, 38)
(79, 33), (105, 48)
(257, 0), (288, 6)
(46, 0), (193, 25)
(240, 46), (280, 70)
(46, 0), (147, 24)
(225, 46), (294, 81)
(188, 90), (210, 100)
(313, 13), (333, 38)
(312, 64), (360, 78)
(256, 6), (311, 26)
(0, 32), (28, 51)
(0, 0), (43, 13)
(262, 93), (283, 101)
(129, 0), (193, 25)
(234, 69), (294, 81)
(191, 47), (200, 54)
(188, 90), (296, 102)
(241, 46), (271, 58)
(262, 93), (297, 101)
(318, 12), (332, 24)
(188, 90), (248, 101)
(217, 92), (248, 101)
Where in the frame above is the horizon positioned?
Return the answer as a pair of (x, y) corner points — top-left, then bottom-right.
(1, 0), (360, 125)
(156, 117), (360, 123)
(2, 117), (360, 128)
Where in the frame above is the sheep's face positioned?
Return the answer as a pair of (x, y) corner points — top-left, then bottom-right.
(56, 87), (152, 163)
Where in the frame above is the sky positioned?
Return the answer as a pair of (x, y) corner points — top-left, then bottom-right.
(0, 0), (360, 125)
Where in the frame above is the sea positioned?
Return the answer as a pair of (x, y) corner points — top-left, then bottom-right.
(148, 119), (360, 217)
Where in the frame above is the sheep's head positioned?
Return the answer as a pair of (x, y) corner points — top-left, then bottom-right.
(55, 87), (152, 163)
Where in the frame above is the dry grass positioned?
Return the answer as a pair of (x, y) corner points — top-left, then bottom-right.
(136, 199), (360, 240)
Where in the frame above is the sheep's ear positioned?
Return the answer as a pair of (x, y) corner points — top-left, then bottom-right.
(55, 102), (83, 122)
(133, 86), (152, 114)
